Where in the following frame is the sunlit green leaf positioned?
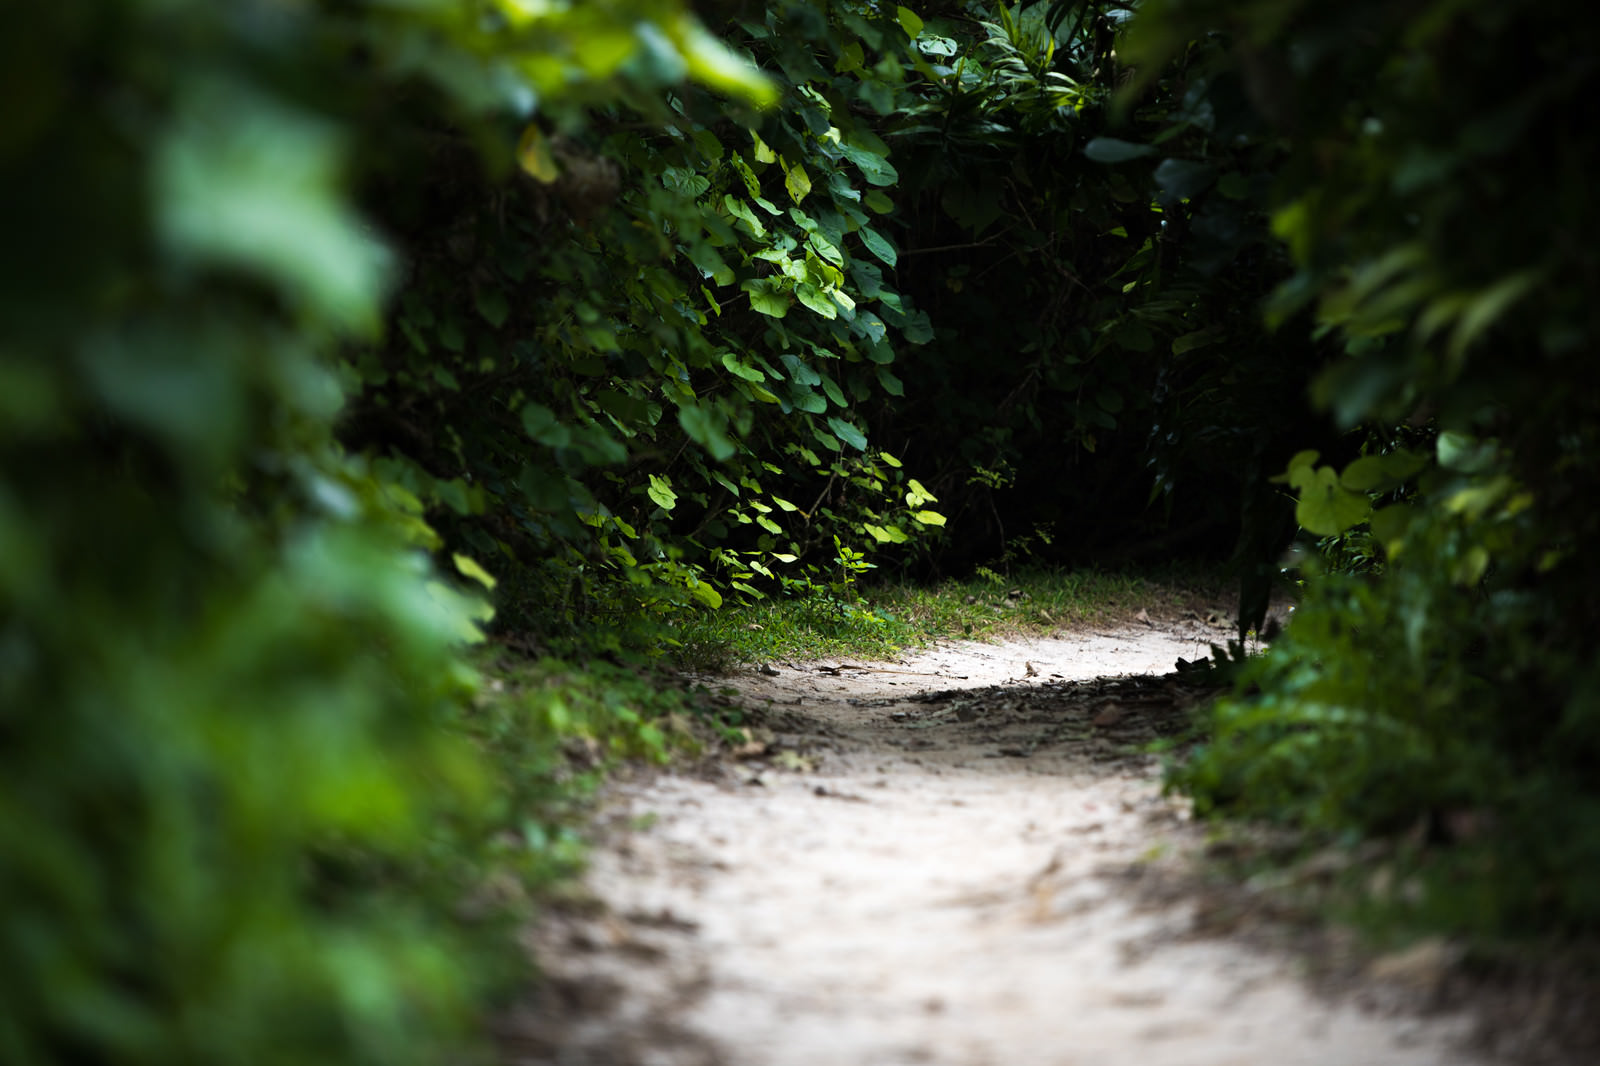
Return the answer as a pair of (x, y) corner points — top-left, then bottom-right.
(516, 123), (560, 183)
(796, 283), (838, 319)
(721, 352), (765, 381)
(743, 280), (793, 318)
(782, 158), (813, 203)
(647, 474), (677, 511)
(452, 553), (498, 590)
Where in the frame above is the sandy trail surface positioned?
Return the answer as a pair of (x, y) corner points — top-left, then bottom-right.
(494, 620), (1563, 1066)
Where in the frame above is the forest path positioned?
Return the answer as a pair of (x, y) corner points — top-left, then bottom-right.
(495, 620), (1499, 1066)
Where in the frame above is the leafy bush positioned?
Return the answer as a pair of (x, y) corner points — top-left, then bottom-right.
(1, 0), (777, 1062)
(341, 0), (953, 644)
(1138, 0), (1600, 934)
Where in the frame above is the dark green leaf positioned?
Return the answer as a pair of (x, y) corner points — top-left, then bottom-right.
(1084, 138), (1156, 163)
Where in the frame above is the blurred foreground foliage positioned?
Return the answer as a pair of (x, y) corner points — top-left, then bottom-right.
(1, 0), (764, 1062)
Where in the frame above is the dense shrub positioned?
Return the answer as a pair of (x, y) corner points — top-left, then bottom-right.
(1136, 0), (1600, 933)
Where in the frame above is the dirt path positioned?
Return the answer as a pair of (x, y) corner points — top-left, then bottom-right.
(494, 621), (1554, 1066)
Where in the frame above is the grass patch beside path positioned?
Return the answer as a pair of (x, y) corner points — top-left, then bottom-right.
(456, 564), (1230, 912)
(670, 565), (1232, 672)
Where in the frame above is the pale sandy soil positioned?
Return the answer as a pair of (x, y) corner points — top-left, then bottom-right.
(494, 616), (1591, 1066)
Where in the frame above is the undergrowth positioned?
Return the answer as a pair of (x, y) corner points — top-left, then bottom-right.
(667, 565), (1226, 670)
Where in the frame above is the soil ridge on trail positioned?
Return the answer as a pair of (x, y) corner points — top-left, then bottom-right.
(495, 620), (1555, 1066)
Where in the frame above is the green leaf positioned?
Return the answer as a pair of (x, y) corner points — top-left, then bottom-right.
(687, 242), (735, 286)
(516, 124), (560, 183)
(1292, 464), (1371, 536)
(779, 354), (822, 385)
(724, 194), (765, 237)
(1340, 450), (1427, 492)
(679, 402), (738, 461)
(838, 142), (900, 187)
(901, 310), (934, 344)
(796, 283), (838, 319)
(677, 17), (779, 107)
(858, 226), (898, 267)
(819, 372), (847, 407)
(1369, 503), (1414, 556)
(522, 403), (572, 448)
(827, 416), (868, 451)
(157, 88), (389, 333)
(744, 280), (793, 318)
(782, 159), (813, 203)
(1153, 158), (1217, 199)
(1437, 431), (1498, 474)
(807, 230), (844, 266)
(475, 287), (509, 328)
(721, 352), (766, 381)
(911, 510), (946, 527)
(1084, 137), (1156, 163)
(452, 553), (498, 590)
(896, 5), (924, 39)
(647, 474), (678, 511)
(790, 386), (827, 413)
(661, 166), (711, 197)
(1452, 545), (1491, 586)
(1450, 270), (1539, 359)
(1273, 450), (1321, 485)
(692, 126), (725, 162)
(729, 153), (761, 197)
(853, 311), (888, 345)
(690, 580), (724, 609)
(742, 380), (782, 404)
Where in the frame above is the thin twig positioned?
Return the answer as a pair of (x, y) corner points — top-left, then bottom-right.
(898, 229), (1014, 257)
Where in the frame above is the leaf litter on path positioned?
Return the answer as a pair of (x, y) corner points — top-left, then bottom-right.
(495, 619), (1594, 1066)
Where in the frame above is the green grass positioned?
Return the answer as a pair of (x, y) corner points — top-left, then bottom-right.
(668, 564), (1230, 672)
